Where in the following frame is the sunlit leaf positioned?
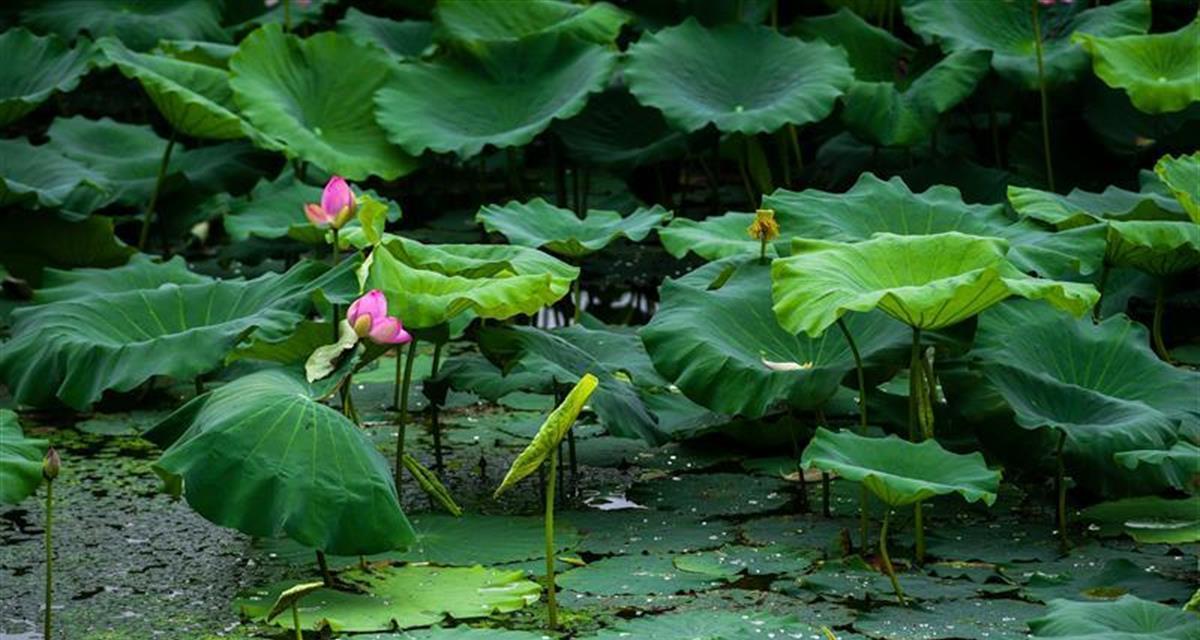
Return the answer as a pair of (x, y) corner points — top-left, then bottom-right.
(494, 374), (598, 497)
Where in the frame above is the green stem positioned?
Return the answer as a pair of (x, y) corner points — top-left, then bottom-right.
(759, 236), (768, 264)
(1032, 1), (1055, 191)
(316, 550), (332, 588)
(879, 509), (907, 606)
(787, 124), (803, 174)
(292, 602), (302, 640)
(1055, 430), (1070, 550)
(1092, 261), (1109, 321)
(394, 339), (419, 494)
(1152, 281), (1171, 362)
(908, 327), (926, 565)
(737, 141), (756, 207)
(430, 341), (444, 474)
(138, 133), (176, 251)
(545, 449), (559, 631)
(836, 318), (870, 550)
(330, 228), (340, 342)
(283, 0), (292, 33)
(788, 414), (809, 512)
(44, 479), (52, 640)
(572, 273), (583, 324)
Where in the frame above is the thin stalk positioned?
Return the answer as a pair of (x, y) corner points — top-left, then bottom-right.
(1152, 281), (1171, 361)
(506, 147), (524, 198)
(544, 449), (559, 630)
(430, 341), (445, 473)
(788, 415), (809, 512)
(1092, 261), (1110, 321)
(1055, 430), (1070, 549)
(43, 479), (52, 640)
(316, 551), (332, 587)
(572, 277), (582, 323)
(908, 327), (926, 565)
(777, 130), (792, 188)
(836, 318), (870, 549)
(292, 603), (302, 640)
(138, 133), (177, 251)
(1031, 1), (1055, 191)
(737, 143), (757, 207)
(759, 236), (768, 264)
(879, 510), (907, 606)
(786, 124), (803, 174)
(815, 408), (832, 517)
(283, 0), (292, 33)
(330, 228), (340, 342)
(394, 339), (420, 493)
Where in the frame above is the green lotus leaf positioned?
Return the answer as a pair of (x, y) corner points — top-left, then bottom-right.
(336, 9), (433, 59)
(902, 0), (1149, 89)
(1008, 184), (1187, 230)
(659, 212), (775, 262)
(350, 232), (579, 282)
(1028, 595), (1200, 639)
(0, 260), (347, 410)
(642, 258), (908, 418)
(145, 368), (413, 556)
(553, 88), (689, 169)
(224, 174), (400, 245)
(1074, 19), (1200, 115)
(0, 410), (48, 506)
(433, 0), (630, 44)
(265, 582), (324, 623)
(235, 565), (539, 632)
(494, 374), (598, 496)
(1081, 496), (1200, 544)
(375, 34), (615, 158)
(477, 323), (669, 443)
(155, 39), (237, 68)
(230, 25), (417, 180)
(625, 19), (852, 134)
(477, 198), (671, 258)
(1115, 441), (1200, 493)
(33, 254), (209, 304)
(361, 240), (575, 329)
(772, 232), (1099, 335)
(0, 214), (134, 286)
(594, 611), (818, 640)
(97, 37), (254, 141)
(0, 29), (94, 127)
(1105, 220), (1200, 276)
(556, 553), (726, 596)
(0, 137), (111, 217)
(225, 0), (331, 33)
(801, 427), (1001, 508)
(795, 9), (989, 147)
(20, 0), (228, 51)
(1155, 152), (1200, 222)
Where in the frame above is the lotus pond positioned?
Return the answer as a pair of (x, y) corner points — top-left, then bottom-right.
(1, 1), (1199, 639)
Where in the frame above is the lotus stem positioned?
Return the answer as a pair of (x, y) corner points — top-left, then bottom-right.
(506, 147), (524, 198)
(788, 414), (809, 512)
(330, 228), (340, 342)
(292, 602), (302, 640)
(43, 479), (52, 640)
(316, 551), (332, 588)
(394, 339), (419, 494)
(1031, 1), (1055, 191)
(879, 509), (907, 606)
(283, 0), (292, 33)
(430, 341), (444, 473)
(815, 408), (832, 517)
(138, 132), (176, 251)
(835, 317), (871, 550)
(737, 141), (757, 207)
(1055, 430), (1070, 550)
(572, 277), (582, 323)
(544, 448), (559, 630)
(908, 327), (927, 565)
(787, 124), (803, 174)
(1092, 261), (1109, 321)
(1152, 282), (1171, 362)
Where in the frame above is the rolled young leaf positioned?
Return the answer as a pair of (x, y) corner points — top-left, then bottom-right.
(494, 374), (598, 497)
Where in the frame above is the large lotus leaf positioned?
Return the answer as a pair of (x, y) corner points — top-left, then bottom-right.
(144, 369), (413, 556)
(222, 173), (324, 244)
(1028, 595), (1200, 639)
(350, 232), (579, 283)
(1081, 496), (1200, 544)
(0, 214), (134, 286)
(234, 566), (539, 632)
(375, 34), (615, 158)
(361, 243), (574, 329)
(0, 410), (48, 506)
(97, 38), (253, 141)
(230, 25), (417, 180)
(0, 137), (111, 216)
(902, 0), (1150, 89)
(155, 40), (238, 68)
(1155, 152), (1200, 222)
(0, 260), (345, 410)
(642, 258), (908, 418)
(1115, 442), (1200, 493)
(552, 88), (689, 169)
(494, 374), (598, 496)
(1074, 20), (1200, 115)
(337, 9), (434, 59)
(556, 554), (726, 596)
(33, 254), (209, 304)
(658, 212), (775, 262)
(433, 0), (630, 44)
(772, 232), (1099, 335)
(0, 29), (93, 127)
(1008, 184), (1186, 230)
(795, 10), (989, 147)
(20, 0), (228, 51)
(477, 198), (671, 258)
(625, 19), (852, 134)
(801, 427), (1000, 508)
(1105, 220), (1200, 276)
(478, 324), (668, 443)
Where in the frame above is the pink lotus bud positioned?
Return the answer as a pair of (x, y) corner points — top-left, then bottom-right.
(42, 448), (60, 481)
(346, 290), (412, 345)
(321, 177), (356, 224)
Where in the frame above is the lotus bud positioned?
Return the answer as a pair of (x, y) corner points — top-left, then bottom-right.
(42, 448), (60, 481)
(303, 176), (357, 230)
(346, 290), (412, 345)
(747, 208), (781, 242)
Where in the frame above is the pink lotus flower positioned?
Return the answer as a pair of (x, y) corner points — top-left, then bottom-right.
(304, 176), (356, 230)
(347, 290), (412, 345)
